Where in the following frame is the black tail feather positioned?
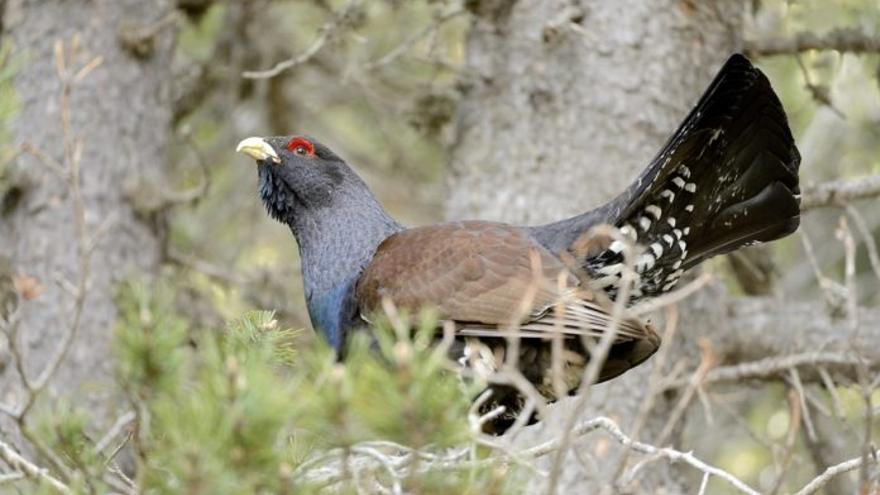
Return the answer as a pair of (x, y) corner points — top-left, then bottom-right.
(580, 54), (801, 299)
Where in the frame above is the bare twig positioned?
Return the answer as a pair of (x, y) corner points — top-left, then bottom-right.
(787, 368), (816, 442)
(846, 205), (880, 283)
(794, 54), (846, 119)
(835, 217), (859, 334)
(801, 175), (880, 211)
(658, 352), (865, 392)
(0, 37), (108, 485)
(94, 411), (136, 455)
(792, 454), (879, 495)
(800, 231), (846, 311)
(612, 305), (680, 489)
(362, 7), (466, 72)
(165, 247), (249, 285)
(524, 417), (761, 495)
(159, 127), (211, 206)
(768, 388), (802, 495)
(0, 440), (70, 494)
(655, 339), (716, 446)
(838, 215), (879, 493)
(745, 27), (880, 57)
(545, 225), (637, 494)
(296, 410), (876, 495)
(242, 0), (359, 79)
(817, 366), (846, 419)
(21, 43), (99, 415)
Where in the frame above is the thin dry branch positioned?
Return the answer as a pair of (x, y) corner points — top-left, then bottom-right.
(658, 352), (866, 392)
(611, 306), (680, 489)
(721, 298), (880, 368)
(792, 454), (879, 495)
(767, 389), (802, 495)
(846, 205), (880, 283)
(801, 175), (880, 211)
(8, 42), (102, 425)
(0, 37), (114, 488)
(745, 28), (880, 57)
(794, 53), (846, 119)
(300, 416), (760, 495)
(242, 0), (359, 79)
(0, 439), (70, 494)
(362, 6), (466, 72)
(94, 411), (136, 454)
(296, 411), (877, 495)
(523, 417), (761, 495)
(655, 339), (716, 446)
(545, 225), (638, 494)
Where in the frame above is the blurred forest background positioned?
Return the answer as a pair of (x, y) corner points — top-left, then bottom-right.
(0, 0), (879, 493)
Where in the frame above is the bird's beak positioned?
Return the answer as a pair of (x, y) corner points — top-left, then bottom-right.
(236, 137), (280, 164)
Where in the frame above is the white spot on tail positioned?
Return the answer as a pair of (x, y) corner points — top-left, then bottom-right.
(650, 242), (663, 257)
(645, 204), (662, 219)
(685, 182), (697, 193)
(636, 254), (656, 272)
(598, 263), (623, 276)
(590, 275), (619, 289)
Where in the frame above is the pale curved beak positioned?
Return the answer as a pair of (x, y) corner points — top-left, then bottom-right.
(236, 137), (280, 163)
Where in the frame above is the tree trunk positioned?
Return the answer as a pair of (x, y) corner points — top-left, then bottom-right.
(0, 0), (174, 434)
(449, 1), (742, 491)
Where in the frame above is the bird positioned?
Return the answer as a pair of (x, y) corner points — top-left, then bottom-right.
(236, 54), (800, 434)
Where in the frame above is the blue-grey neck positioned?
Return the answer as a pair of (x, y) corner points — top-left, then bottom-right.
(289, 187), (402, 351)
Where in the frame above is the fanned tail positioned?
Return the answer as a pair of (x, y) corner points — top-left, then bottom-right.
(583, 54), (801, 300)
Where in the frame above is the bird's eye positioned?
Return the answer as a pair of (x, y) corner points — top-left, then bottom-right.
(286, 137), (315, 157)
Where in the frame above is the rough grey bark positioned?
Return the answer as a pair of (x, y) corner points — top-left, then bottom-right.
(0, 0), (174, 431)
(448, 0), (742, 492)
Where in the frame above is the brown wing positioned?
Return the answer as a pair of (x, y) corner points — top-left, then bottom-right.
(356, 221), (651, 341)
(357, 221), (567, 322)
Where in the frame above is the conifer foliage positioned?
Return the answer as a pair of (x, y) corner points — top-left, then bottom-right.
(21, 283), (512, 494)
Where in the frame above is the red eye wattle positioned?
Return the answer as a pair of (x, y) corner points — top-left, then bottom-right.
(286, 137), (315, 156)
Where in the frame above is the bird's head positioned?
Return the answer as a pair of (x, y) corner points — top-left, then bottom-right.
(236, 135), (401, 347)
(236, 135), (355, 224)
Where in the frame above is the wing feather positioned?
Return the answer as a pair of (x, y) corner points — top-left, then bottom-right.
(356, 221), (654, 344)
